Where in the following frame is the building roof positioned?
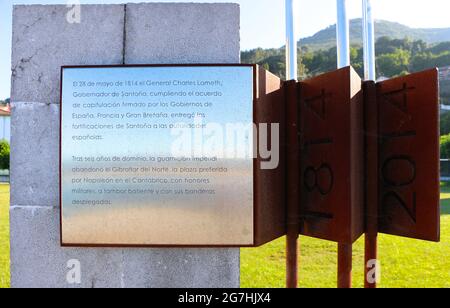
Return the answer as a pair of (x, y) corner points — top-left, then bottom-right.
(0, 105), (10, 116)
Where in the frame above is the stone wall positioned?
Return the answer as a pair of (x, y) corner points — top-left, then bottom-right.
(10, 3), (240, 288)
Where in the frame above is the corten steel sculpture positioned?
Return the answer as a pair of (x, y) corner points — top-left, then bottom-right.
(283, 66), (440, 288)
(284, 0), (439, 289)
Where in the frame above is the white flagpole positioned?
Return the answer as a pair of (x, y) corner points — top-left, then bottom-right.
(336, 0), (351, 68)
(363, 0), (376, 81)
(285, 0), (298, 80)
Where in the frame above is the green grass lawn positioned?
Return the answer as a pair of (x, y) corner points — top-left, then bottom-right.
(0, 184), (9, 288)
(241, 185), (450, 288)
(0, 183), (448, 288)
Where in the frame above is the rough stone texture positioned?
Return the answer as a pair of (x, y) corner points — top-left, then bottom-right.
(10, 3), (241, 288)
(10, 102), (59, 207)
(121, 248), (239, 288)
(10, 206), (239, 288)
(11, 5), (125, 105)
(125, 3), (240, 64)
(10, 206), (124, 288)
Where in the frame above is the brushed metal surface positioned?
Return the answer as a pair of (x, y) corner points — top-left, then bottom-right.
(61, 66), (254, 246)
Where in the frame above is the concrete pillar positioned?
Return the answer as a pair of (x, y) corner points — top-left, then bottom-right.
(10, 3), (240, 288)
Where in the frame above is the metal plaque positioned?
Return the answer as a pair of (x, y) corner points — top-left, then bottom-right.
(377, 69), (440, 242)
(299, 67), (365, 244)
(60, 65), (255, 246)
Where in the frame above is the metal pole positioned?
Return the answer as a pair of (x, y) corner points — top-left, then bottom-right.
(364, 80), (379, 289)
(336, 0), (352, 288)
(363, 0), (376, 81)
(286, 80), (300, 289)
(338, 243), (352, 288)
(286, 0), (298, 80)
(363, 0), (378, 288)
(285, 0), (299, 289)
(336, 0), (350, 68)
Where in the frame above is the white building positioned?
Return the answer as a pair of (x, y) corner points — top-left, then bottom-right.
(440, 66), (450, 81)
(0, 105), (11, 142)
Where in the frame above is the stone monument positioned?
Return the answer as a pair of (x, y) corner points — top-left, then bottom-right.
(10, 3), (240, 288)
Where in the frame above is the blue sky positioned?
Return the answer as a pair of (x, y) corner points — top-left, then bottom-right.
(1, 0), (450, 99)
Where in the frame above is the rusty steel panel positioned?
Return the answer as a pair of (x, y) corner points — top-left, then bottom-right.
(299, 67), (365, 244)
(377, 69), (440, 242)
(363, 80), (379, 288)
(253, 66), (287, 246)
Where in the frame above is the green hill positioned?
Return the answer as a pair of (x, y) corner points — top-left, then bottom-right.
(301, 19), (450, 51)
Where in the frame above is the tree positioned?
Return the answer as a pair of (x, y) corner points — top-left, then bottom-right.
(350, 46), (364, 77)
(376, 36), (412, 56)
(428, 42), (450, 54)
(411, 51), (450, 72)
(0, 98), (10, 105)
(377, 48), (411, 77)
(411, 40), (427, 56)
(441, 134), (450, 159)
(441, 112), (450, 135)
(241, 36), (450, 82)
(0, 140), (10, 170)
(302, 47), (337, 76)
